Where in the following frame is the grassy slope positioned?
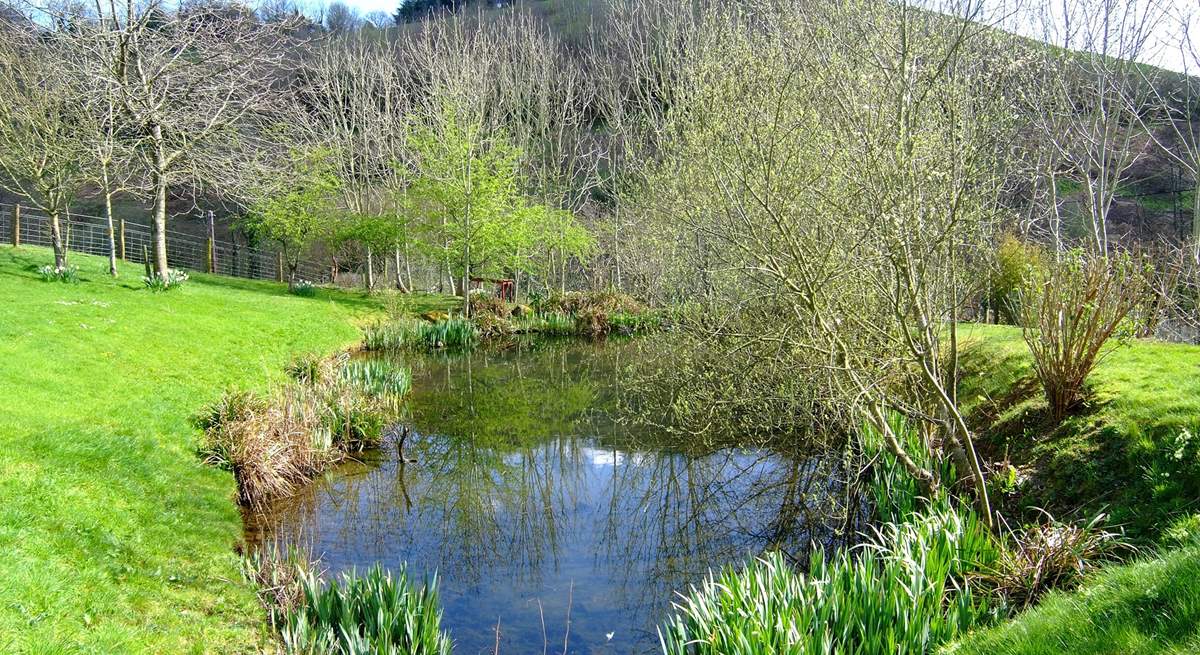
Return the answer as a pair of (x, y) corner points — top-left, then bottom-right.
(0, 247), (452, 654)
(957, 323), (1200, 537)
(949, 324), (1200, 654)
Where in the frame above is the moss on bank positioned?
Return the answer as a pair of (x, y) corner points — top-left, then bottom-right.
(0, 247), (452, 653)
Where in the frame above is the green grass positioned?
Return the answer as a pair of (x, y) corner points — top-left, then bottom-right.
(949, 323), (1200, 655)
(0, 246), (452, 653)
(946, 544), (1200, 655)
(958, 323), (1200, 538)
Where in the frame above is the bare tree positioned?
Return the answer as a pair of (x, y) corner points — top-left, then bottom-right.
(0, 32), (91, 270)
(291, 32), (409, 290)
(81, 0), (297, 279)
(1029, 0), (1166, 254)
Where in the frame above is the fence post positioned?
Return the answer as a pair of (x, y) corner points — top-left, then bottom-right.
(206, 238), (215, 273)
(119, 219), (126, 260)
(277, 252), (284, 283)
(11, 204), (20, 247)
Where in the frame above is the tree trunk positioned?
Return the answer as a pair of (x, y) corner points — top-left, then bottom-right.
(394, 246), (409, 292)
(152, 171), (169, 277)
(104, 188), (118, 277)
(48, 211), (67, 269)
(365, 246), (375, 290)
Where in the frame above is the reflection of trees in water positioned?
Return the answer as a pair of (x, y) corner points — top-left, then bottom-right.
(248, 338), (861, 642)
(595, 444), (859, 616)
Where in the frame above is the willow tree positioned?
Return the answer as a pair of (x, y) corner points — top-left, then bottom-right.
(407, 104), (590, 315)
(0, 32), (90, 271)
(625, 0), (1014, 523)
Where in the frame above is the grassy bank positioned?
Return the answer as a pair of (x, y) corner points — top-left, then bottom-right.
(958, 323), (1200, 538)
(0, 247), (451, 653)
(949, 323), (1200, 654)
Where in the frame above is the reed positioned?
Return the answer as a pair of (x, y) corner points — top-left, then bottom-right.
(363, 318), (479, 352)
(659, 417), (1000, 655)
(282, 565), (452, 655)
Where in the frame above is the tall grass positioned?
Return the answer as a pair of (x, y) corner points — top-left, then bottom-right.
(363, 318), (478, 352)
(282, 565), (452, 655)
(513, 311), (576, 335)
(198, 354), (410, 509)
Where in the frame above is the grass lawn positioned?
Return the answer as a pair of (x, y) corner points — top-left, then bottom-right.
(948, 323), (1200, 654)
(0, 247), (453, 653)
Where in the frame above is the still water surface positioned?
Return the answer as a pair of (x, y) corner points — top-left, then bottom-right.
(248, 339), (854, 654)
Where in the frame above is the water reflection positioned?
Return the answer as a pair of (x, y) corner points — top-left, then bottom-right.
(248, 339), (858, 654)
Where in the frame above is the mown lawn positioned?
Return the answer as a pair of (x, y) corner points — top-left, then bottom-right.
(0, 247), (452, 653)
(949, 323), (1200, 654)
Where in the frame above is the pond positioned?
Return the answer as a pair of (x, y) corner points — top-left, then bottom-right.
(247, 339), (858, 654)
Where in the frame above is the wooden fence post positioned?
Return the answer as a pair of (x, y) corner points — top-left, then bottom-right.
(11, 204), (20, 247)
(277, 252), (284, 282)
(206, 238), (215, 273)
(118, 219), (126, 260)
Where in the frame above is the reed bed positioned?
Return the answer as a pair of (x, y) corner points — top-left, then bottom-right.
(658, 418), (1000, 655)
(198, 354), (411, 510)
(363, 318), (478, 352)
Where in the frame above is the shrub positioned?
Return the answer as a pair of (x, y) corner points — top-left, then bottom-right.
(1018, 251), (1150, 421)
(982, 511), (1126, 610)
(282, 565), (452, 655)
(988, 235), (1046, 324)
(38, 263), (79, 283)
(290, 279), (316, 297)
(543, 289), (643, 315)
(575, 306), (611, 337)
(144, 268), (189, 292)
(468, 292), (509, 318)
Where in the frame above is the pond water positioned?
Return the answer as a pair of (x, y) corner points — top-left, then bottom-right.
(247, 339), (857, 654)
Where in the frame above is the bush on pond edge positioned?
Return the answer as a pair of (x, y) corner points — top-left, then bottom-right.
(198, 353), (409, 510)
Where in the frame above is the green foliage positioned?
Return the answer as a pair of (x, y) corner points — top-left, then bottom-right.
(406, 103), (592, 286)
(246, 148), (340, 282)
(143, 268), (189, 291)
(990, 236), (1047, 324)
(282, 565), (452, 655)
(38, 263), (78, 282)
(363, 318), (479, 352)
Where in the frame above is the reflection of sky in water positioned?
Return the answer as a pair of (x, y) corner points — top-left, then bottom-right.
(249, 340), (855, 654)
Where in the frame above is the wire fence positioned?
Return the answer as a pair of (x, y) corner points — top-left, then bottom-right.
(0, 202), (332, 283)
